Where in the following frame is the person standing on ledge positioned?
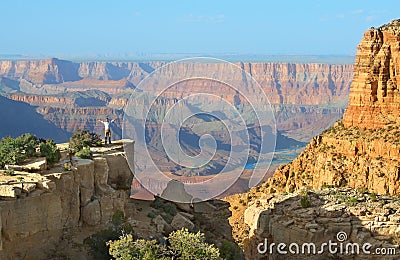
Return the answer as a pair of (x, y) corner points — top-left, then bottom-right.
(98, 117), (117, 145)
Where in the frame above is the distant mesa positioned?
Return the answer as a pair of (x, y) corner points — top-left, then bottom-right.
(0, 57), (353, 146)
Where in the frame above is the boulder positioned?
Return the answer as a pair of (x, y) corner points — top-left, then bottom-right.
(0, 185), (21, 199)
(171, 212), (195, 231)
(81, 199), (101, 226)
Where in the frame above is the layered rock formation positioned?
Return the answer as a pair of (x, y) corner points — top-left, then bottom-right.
(241, 189), (400, 259)
(0, 143), (133, 259)
(0, 58), (353, 143)
(262, 19), (400, 196)
(343, 20), (400, 129)
(0, 59), (352, 105)
(227, 19), (400, 259)
(0, 142), (239, 259)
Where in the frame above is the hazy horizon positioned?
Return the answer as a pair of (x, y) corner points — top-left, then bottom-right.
(1, 1), (399, 58)
(0, 53), (356, 64)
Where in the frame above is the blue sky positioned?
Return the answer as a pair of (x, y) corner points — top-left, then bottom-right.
(1, 0), (399, 57)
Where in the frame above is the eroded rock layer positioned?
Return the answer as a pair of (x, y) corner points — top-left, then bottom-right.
(343, 19), (400, 129)
(263, 20), (400, 196)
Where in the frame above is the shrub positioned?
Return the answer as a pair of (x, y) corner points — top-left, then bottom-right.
(151, 198), (164, 210)
(161, 213), (173, 224)
(63, 162), (72, 171)
(147, 211), (156, 219)
(369, 193), (377, 202)
(163, 203), (177, 216)
(108, 235), (164, 260)
(0, 136), (27, 168)
(346, 197), (358, 207)
(75, 147), (92, 159)
(4, 169), (15, 175)
(322, 183), (334, 189)
(108, 228), (222, 260)
(357, 187), (368, 194)
(300, 193), (311, 208)
(219, 240), (242, 260)
(85, 228), (121, 260)
(0, 134), (62, 169)
(0, 134), (40, 168)
(168, 229), (221, 259)
(84, 212), (133, 260)
(112, 210), (125, 226)
(69, 129), (102, 153)
(40, 139), (61, 166)
(15, 133), (38, 157)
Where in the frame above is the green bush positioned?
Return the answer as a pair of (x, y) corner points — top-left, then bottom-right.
(4, 169), (15, 176)
(75, 147), (92, 159)
(346, 197), (358, 206)
(219, 240), (242, 260)
(85, 228), (121, 260)
(300, 193), (311, 208)
(108, 228), (222, 260)
(63, 162), (72, 171)
(168, 229), (221, 259)
(84, 213), (133, 260)
(40, 139), (61, 166)
(161, 213), (173, 224)
(0, 134), (61, 169)
(15, 133), (38, 157)
(108, 235), (165, 260)
(151, 198), (164, 210)
(163, 203), (177, 216)
(369, 193), (377, 202)
(69, 129), (102, 153)
(112, 210), (125, 226)
(0, 136), (27, 168)
(147, 211), (156, 219)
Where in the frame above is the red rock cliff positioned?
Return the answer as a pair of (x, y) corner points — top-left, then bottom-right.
(343, 19), (400, 129)
(261, 19), (400, 196)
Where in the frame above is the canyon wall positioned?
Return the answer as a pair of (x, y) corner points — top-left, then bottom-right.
(260, 19), (400, 196)
(226, 19), (400, 259)
(343, 20), (400, 129)
(0, 59), (352, 105)
(0, 59), (353, 142)
(0, 146), (133, 259)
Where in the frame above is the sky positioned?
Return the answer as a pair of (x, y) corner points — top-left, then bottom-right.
(0, 0), (399, 59)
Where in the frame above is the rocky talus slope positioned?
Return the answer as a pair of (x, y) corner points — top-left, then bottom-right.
(262, 121), (400, 195)
(230, 188), (400, 259)
(226, 20), (400, 259)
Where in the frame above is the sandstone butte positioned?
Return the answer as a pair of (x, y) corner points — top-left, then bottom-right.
(261, 19), (400, 196)
(226, 19), (400, 259)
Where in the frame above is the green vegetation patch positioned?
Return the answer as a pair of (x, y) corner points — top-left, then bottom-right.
(0, 133), (61, 168)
